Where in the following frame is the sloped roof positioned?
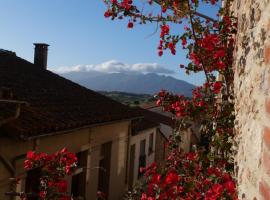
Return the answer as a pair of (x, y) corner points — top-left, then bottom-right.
(0, 50), (140, 140)
(131, 107), (175, 135)
(135, 107), (175, 128)
(0, 102), (18, 126)
(131, 118), (159, 135)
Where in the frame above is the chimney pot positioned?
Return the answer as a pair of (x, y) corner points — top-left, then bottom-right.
(34, 43), (49, 69)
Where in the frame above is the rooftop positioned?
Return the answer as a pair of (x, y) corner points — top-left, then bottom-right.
(0, 50), (140, 140)
(131, 107), (175, 135)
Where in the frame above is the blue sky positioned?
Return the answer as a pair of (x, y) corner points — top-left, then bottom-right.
(0, 0), (219, 85)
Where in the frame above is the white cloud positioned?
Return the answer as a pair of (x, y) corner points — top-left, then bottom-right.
(52, 60), (174, 74)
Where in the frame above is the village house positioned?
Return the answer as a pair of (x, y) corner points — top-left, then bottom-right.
(0, 44), (141, 200)
(136, 107), (174, 163)
(128, 111), (158, 188)
(141, 104), (200, 153)
(127, 107), (176, 189)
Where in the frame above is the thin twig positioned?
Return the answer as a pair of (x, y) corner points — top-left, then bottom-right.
(186, 0), (210, 83)
(145, 21), (160, 39)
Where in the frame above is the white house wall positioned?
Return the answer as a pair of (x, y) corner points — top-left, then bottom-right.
(129, 127), (157, 186)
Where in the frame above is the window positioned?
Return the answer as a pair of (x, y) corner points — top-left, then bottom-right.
(71, 150), (88, 199)
(97, 141), (112, 199)
(138, 139), (146, 178)
(148, 133), (154, 155)
(25, 168), (42, 200)
(128, 144), (136, 189)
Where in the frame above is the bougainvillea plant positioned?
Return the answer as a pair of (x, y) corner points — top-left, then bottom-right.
(13, 148), (77, 200)
(103, 0), (238, 199)
(125, 150), (237, 200)
(7, 0), (238, 199)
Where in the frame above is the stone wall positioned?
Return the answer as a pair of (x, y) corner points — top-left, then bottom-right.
(232, 0), (270, 199)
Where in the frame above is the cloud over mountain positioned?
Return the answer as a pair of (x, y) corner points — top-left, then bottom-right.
(53, 60), (175, 74)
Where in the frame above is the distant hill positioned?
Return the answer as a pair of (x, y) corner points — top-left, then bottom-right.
(99, 91), (154, 106)
(59, 71), (195, 97)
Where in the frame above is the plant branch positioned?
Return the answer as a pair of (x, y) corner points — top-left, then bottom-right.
(152, 0), (217, 23)
(186, 0), (210, 83)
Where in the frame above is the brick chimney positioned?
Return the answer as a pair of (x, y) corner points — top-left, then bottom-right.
(34, 43), (49, 69)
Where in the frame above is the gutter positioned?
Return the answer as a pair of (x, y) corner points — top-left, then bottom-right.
(0, 100), (27, 127)
(23, 115), (143, 141)
(0, 154), (15, 174)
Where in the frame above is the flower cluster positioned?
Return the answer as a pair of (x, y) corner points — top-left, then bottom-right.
(23, 148), (77, 200)
(139, 150), (237, 200)
(156, 80), (223, 119)
(184, 17), (237, 76)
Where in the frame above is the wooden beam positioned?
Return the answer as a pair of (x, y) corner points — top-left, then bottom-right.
(0, 154), (14, 174)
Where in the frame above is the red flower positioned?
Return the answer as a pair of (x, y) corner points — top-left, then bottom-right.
(39, 191), (46, 199)
(158, 50), (163, 56)
(160, 24), (170, 38)
(213, 82), (222, 94)
(164, 171), (180, 185)
(222, 173), (231, 182)
(212, 183), (224, 195)
(127, 22), (133, 28)
(197, 100), (205, 107)
(186, 152), (197, 161)
(141, 193), (148, 200)
(24, 160), (33, 169)
(181, 38), (187, 47)
(26, 151), (36, 160)
(214, 49), (225, 59)
(57, 180), (68, 193)
(104, 11), (111, 18)
(224, 181), (236, 194)
(217, 60), (226, 69)
(161, 6), (167, 13)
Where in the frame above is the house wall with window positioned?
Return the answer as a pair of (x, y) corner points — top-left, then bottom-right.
(87, 121), (130, 200)
(179, 122), (201, 153)
(0, 120), (131, 200)
(155, 129), (168, 164)
(0, 48), (141, 200)
(128, 127), (157, 188)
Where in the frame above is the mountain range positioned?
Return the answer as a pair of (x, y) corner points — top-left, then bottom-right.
(58, 71), (195, 97)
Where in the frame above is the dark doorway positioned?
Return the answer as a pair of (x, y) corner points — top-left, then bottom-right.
(25, 168), (42, 200)
(128, 144), (136, 189)
(71, 150), (88, 199)
(97, 141), (112, 199)
(138, 139), (146, 178)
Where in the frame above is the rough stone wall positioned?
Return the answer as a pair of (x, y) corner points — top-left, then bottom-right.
(232, 0), (270, 199)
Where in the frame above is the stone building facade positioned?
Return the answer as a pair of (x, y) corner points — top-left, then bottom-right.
(232, 0), (270, 199)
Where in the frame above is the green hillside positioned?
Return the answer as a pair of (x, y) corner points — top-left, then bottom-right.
(99, 91), (155, 106)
